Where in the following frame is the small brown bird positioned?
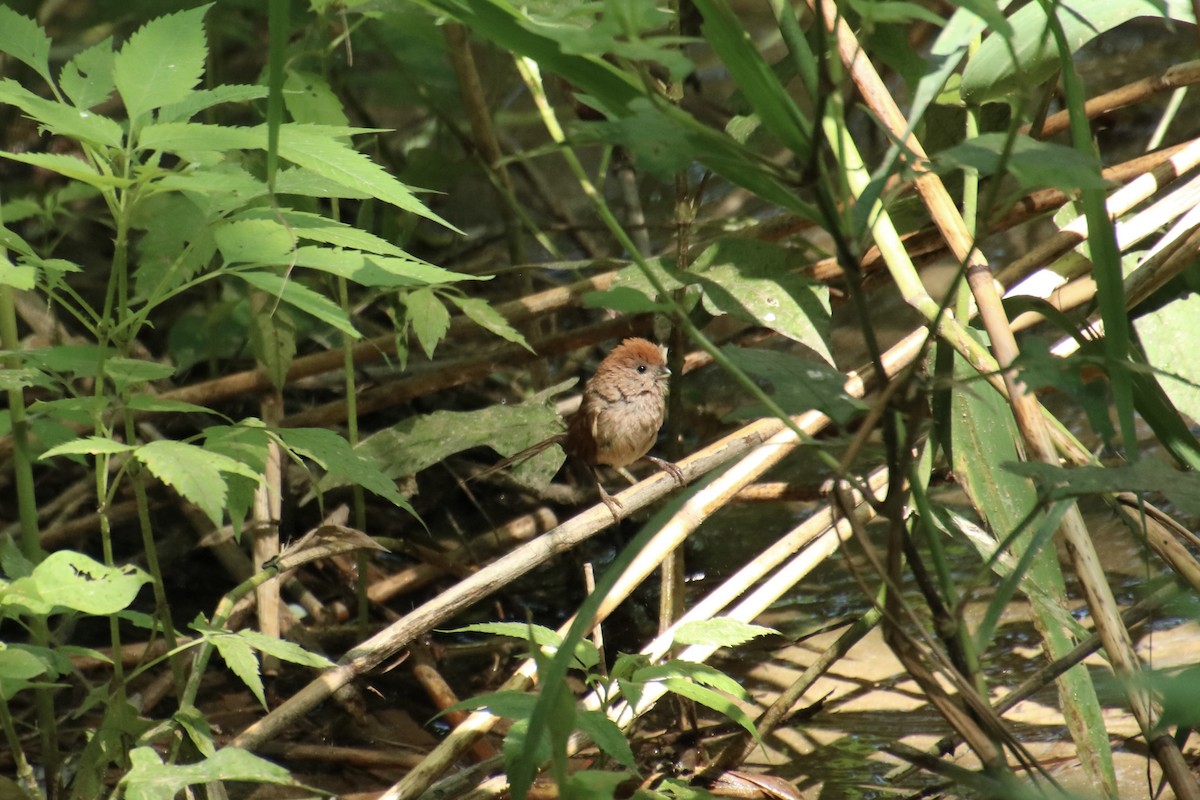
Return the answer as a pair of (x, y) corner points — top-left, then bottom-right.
(485, 337), (684, 519)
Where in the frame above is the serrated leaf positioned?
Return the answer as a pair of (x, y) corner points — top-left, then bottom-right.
(234, 270), (360, 339)
(660, 677), (760, 742)
(235, 208), (417, 258)
(0, 6), (52, 85)
(276, 125), (459, 232)
(136, 439), (260, 526)
(104, 356), (176, 387)
(31, 551), (151, 615)
(446, 295), (532, 352)
(133, 194), (219, 299)
(158, 84), (267, 124)
(447, 622), (598, 669)
(0, 79), (124, 148)
(39, 436), (135, 459)
(121, 747), (294, 800)
(672, 618), (778, 647)
(274, 427), (413, 511)
(407, 288), (450, 359)
(138, 121), (263, 154)
(248, 306), (297, 391)
(291, 247), (465, 288)
(60, 38), (116, 109)
(635, 660), (748, 698)
(215, 219), (295, 265)
(228, 629), (335, 669)
(0, 257), (36, 290)
(113, 5), (211, 124)
(283, 69), (349, 127)
(575, 710), (638, 772)
(206, 629), (265, 706)
(0, 152), (131, 189)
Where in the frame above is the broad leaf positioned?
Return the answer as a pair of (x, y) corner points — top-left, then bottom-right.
(0, 79), (124, 148)
(935, 133), (1110, 193)
(406, 287), (450, 358)
(59, 38), (116, 110)
(31, 551), (151, 615)
(135, 439), (260, 526)
(234, 270), (360, 338)
(113, 5), (211, 124)
(121, 747), (294, 800)
(0, 6), (52, 85)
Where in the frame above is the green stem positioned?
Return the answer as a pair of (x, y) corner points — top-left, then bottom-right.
(0, 275), (58, 794)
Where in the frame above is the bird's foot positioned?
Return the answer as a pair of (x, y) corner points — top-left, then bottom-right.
(597, 484), (624, 523)
(646, 456), (685, 486)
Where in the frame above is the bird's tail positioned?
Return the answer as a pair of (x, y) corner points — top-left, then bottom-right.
(470, 433), (568, 482)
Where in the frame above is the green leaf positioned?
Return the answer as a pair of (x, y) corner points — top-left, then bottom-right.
(113, 5), (212, 124)
(282, 69), (349, 126)
(961, 0), (1194, 104)
(293, 247), (477, 288)
(158, 84), (267, 124)
(672, 619), (778, 647)
(39, 436), (135, 459)
(104, 356), (176, 387)
(234, 270), (360, 339)
(348, 399), (567, 489)
(659, 677), (760, 742)
(1004, 459), (1200, 518)
(446, 295), (533, 351)
(133, 194), (219, 299)
(31, 551), (151, 615)
(575, 710), (638, 772)
(276, 125), (460, 232)
(583, 285), (669, 314)
(634, 660), (748, 698)
(138, 121), (263, 154)
(136, 439), (260, 526)
(0, 79), (124, 148)
(0, 257), (36, 290)
(201, 625), (266, 706)
(227, 628), (335, 669)
(0, 152), (132, 189)
(215, 219), (295, 266)
(446, 689), (538, 720)
(406, 287), (450, 359)
(936, 133), (1109, 193)
(690, 239), (832, 362)
(235, 208), (418, 258)
(0, 6), (53, 85)
(120, 747), (294, 800)
(59, 38), (116, 110)
(692, 0), (811, 162)
(721, 346), (866, 425)
(248, 306), (297, 391)
(274, 427), (413, 511)
(447, 622), (598, 670)
(1135, 292), (1200, 424)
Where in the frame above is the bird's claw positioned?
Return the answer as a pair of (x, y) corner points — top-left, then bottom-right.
(647, 456), (685, 486)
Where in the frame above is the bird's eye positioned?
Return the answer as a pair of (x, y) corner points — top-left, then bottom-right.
(636, 364), (647, 373)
